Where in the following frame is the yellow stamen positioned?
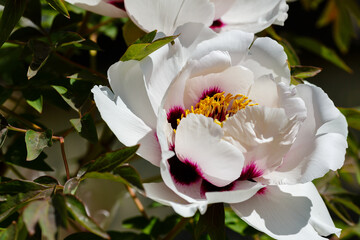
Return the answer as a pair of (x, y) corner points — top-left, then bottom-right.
(178, 92), (256, 126)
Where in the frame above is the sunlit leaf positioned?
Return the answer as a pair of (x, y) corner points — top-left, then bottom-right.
(122, 19), (147, 46)
(64, 195), (109, 239)
(0, 0), (27, 48)
(120, 34), (178, 61)
(291, 65), (322, 79)
(25, 129), (53, 161)
(26, 95), (43, 114)
(292, 36), (352, 73)
(46, 0), (69, 19)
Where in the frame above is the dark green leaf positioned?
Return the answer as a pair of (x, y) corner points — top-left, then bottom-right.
(46, 0), (69, 19)
(25, 129), (53, 161)
(113, 165), (144, 191)
(0, 113), (8, 148)
(63, 178), (80, 195)
(52, 31), (85, 47)
(122, 19), (147, 46)
(23, 0), (41, 26)
(82, 172), (130, 185)
(5, 137), (53, 171)
(0, 0), (27, 48)
(64, 195), (109, 239)
(72, 39), (102, 51)
(346, 0), (360, 25)
(332, 197), (360, 215)
(50, 12), (82, 32)
(0, 180), (46, 194)
(292, 36), (352, 73)
(9, 27), (43, 42)
(52, 193), (68, 228)
(291, 65), (322, 79)
(51, 85), (78, 111)
(27, 40), (52, 79)
(85, 145), (139, 174)
(120, 35), (178, 61)
(338, 107), (360, 130)
(196, 203), (225, 240)
(334, 0), (353, 53)
(316, 0), (336, 28)
(67, 72), (103, 85)
(70, 113), (98, 144)
(64, 231), (151, 240)
(122, 216), (151, 230)
(280, 40), (300, 66)
(33, 176), (59, 185)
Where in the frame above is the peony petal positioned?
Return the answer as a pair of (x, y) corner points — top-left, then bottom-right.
(241, 37), (290, 84)
(144, 182), (207, 217)
(220, 0), (288, 33)
(248, 75), (279, 108)
(125, 0), (215, 35)
(266, 84), (348, 184)
(65, 0), (127, 18)
(108, 60), (157, 129)
(92, 86), (161, 166)
(206, 180), (263, 204)
(210, 0), (235, 20)
(231, 183), (337, 239)
(223, 105), (300, 174)
(184, 65), (254, 108)
(192, 30), (254, 65)
(175, 114), (244, 187)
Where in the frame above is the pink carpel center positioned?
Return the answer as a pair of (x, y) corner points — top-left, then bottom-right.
(239, 162), (263, 181)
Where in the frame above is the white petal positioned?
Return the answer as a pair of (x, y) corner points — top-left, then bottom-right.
(241, 37), (290, 84)
(248, 75), (279, 108)
(92, 86), (161, 166)
(65, 0), (127, 18)
(223, 105), (300, 174)
(206, 181), (263, 204)
(108, 60), (157, 129)
(184, 65), (254, 108)
(125, 0), (215, 35)
(210, 0), (235, 20)
(231, 183), (338, 239)
(221, 0), (288, 33)
(192, 30), (254, 65)
(175, 114), (244, 187)
(144, 182), (207, 217)
(267, 84), (348, 184)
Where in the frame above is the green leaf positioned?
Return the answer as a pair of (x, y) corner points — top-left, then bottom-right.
(0, 113), (8, 148)
(52, 193), (68, 228)
(224, 209), (248, 235)
(25, 129), (53, 161)
(23, 200), (52, 237)
(70, 113), (98, 144)
(51, 85), (78, 111)
(280, 40), (300, 66)
(46, 0), (69, 19)
(85, 145), (139, 174)
(82, 172), (130, 185)
(64, 195), (109, 239)
(27, 40), (52, 79)
(113, 165), (144, 191)
(0, 180), (46, 194)
(5, 137), (53, 171)
(64, 231), (151, 240)
(50, 11), (82, 32)
(334, 0), (353, 53)
(0, 217), (26, 240)
(338, 107), (360, 130)
(0, 0), (27, 48)
(26, 95), (43, 113)
(122, 19), (147, 46)
(316, 0), (336, 28)
(67, 72), (103, 85)
(33, 176), (59, 185)
(196, 203), (225, 240)
(292, 36), (352, 73)
(120, 34), (178, 61)
(52, 31), (85, 47)
(63, 178), (80, 195)
(332, 197), (360, 215)
(291, 66), (322, 79)
(72, 39), (102, 51)
(23, 0), (41, 27)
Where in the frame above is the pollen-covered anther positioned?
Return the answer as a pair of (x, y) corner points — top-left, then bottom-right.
(178, 92), (256, 126)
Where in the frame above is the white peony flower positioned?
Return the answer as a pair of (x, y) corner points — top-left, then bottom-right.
(64, 0), (289, 35)
(92, 23), (347, 239)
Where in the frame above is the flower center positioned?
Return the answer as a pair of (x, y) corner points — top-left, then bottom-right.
(107, 0), (125, 11)
(178, 92), (256, 127)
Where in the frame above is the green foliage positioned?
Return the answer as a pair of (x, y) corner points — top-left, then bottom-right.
(45, 0), (69, 19)
(25, 129), (53, 161)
